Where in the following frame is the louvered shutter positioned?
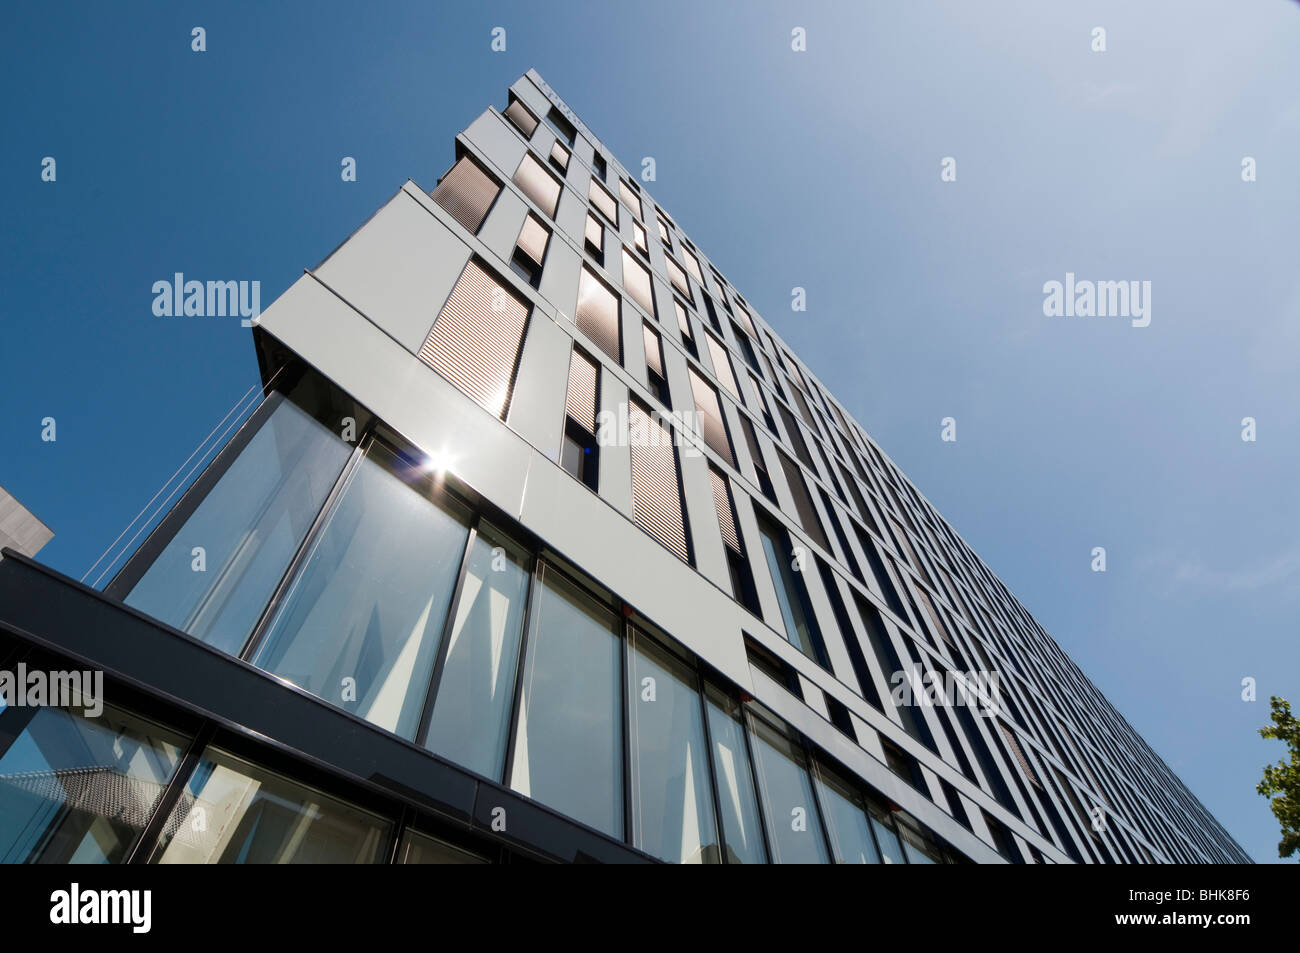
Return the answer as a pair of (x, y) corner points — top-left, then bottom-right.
(549, 141), (570, 171)
(589, 179), (618, 222)
(628, 401), (690, 561)
(566, 348), (599, 435)
(513, 154), (560, 217)
(710, 467), (741, 553)
(431, 157), (500, 234)
(618, 180), (642, 218)
(682, 248), (703, 284)
(689, 369), (734, 466)
(584, 214), (603, 252)
(503, 99), (539, 137)
(622, 248), (654, 315)
(516, 214), (549, 268)
(575, 266), (620, 362)
(419, 260), (530, 419)
(666, 257), (691, 300)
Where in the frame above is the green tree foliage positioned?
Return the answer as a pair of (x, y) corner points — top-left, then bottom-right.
(1257, 696), (1300, 860)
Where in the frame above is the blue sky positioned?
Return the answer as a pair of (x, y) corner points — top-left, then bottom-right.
(2, 1), (1296, 862)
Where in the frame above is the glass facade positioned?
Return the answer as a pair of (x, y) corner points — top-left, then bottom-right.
(253, 442), (471, 740)
(125, 393), (351, 656)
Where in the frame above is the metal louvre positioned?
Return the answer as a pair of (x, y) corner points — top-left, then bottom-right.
(628, 401), (690, 562)
(430, 156), (500, 235)
(589, 179), (618, 222)
(643, 324), (664, 378)
(418, 259), (530, 419)
(618, 180), (642, 218)
(777, 450), (830, 550)
(549, 140), (570, 171)
(516, 214), (550, 268)
(689, 368), (734, 466)
(622, 248), (654, 315)
(513, 153), (561, 218)
(504, 99), (539, 137)
(666, 257), (691, 300)
(584, 214), (603, 252)
(566, 347), (599, 435)
(709, 466), (741, 553)
(1000, 722), (1042, 789)
(576, 266), (621, 363)
(705, 333), (739, 399)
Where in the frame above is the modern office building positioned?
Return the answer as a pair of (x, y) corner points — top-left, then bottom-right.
(0, 486), (53, 559)
(0, 70), (1249, 864)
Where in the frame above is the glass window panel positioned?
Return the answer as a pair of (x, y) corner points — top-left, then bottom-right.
(0, 703), (188, 863)
(756, 515), (823, 660)
(703, 686), (767, 864)
(627, 630), (719, 863)
(125, 394), (352, 656)
(252, 442), (470, 740)
(748, 715), (829, 863)
(509, 566), (623, 839)
(813, 762), (882, 864)
(899, 822), (942, 864)
(424, 527), (530, 780)
(397, 829), (488, 864)
(152, 748), (390, 863)
(870, 810), (907, 864)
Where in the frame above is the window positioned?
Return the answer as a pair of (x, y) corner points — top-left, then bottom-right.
(755, 510), (827, 664)
(735, 302), (758, 338)
(681, 247), (703, 284)
(125, 391), (352, 656)
(397, 830), (488, 864)
(423, 526), (531, 780)
(870, 805), (908, 864)
(512, 153), (561, 218)
(740, 415), (776, 502)
(642, 323), (669, 406)
(548, 140), (570, 173)
(705, 332), (740, 400)
(510, 213), (549, 288)
(0, 703), (188, 863)
(776, 401), (815, 470)
(152, 748), (391, 863)
(689, 368), (734, 466)
(704, 687), (767, 863)
(622, 247), (655, 317)
(748, 372), (777, 433)
(776, 449), (830, 551)
(813, 761), (884, 863)
(431, 155), (502, 234)
(546, 106), (576, 144)
(899, 821), (947, 864)
(666, 256), (692, 303)
(589, 177), (618, 224)
(591, 151), (607, 181)
(657, 215), (671, 245)
(510, 566), (624, 840)
(675, 299), (699, 359)
(584, 212), (604, 264)
(626, 629), (721, 863)
(419, 259), (531, 419)
(562, 347), (600, 490)
(251, 441), (472, 740)
(575, 265), (621, 363)
(852, 590), (937, 750)
(618, 179), (642, 219)
(633, 220), (648, 254)
(748, 715), (830, 863)
(731, 321), (761, 374)
(711, 466), (760, 614)
(628, 399), (691, 562)
(503, 98), (538, 136)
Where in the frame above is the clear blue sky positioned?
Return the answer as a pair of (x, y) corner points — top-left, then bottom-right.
(2, 0), (1296, 863)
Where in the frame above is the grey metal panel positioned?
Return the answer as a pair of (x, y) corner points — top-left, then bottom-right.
(508, 75), (553, 123)
(461, 110), (528, 184)
(554, 179), (587, 246)
(678, 442), (728, 591)
(538, 235), (581, 324)
(315, 191), (471, 355)
(596, 378), (633, 519)
(476, 186), (529, 267)
(506, 315), (572, 463)
(0, 486), (53, 558)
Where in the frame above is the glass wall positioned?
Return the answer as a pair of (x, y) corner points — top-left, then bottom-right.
(703, 685), (768, 864)
(125, 394), (352, 656)
(509, 567), (623, 839)
(152, 747), (391, 864)
(748, 714), (831, 863)
(424, 525), (531, 779)
(0, 703), (189, 863)
(813, 760), (883, 864)
(755, 514), (825, 663)
(252, 442), (471, 740)
(397, 829), (488, 864)
(626, 629), (720, 863)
